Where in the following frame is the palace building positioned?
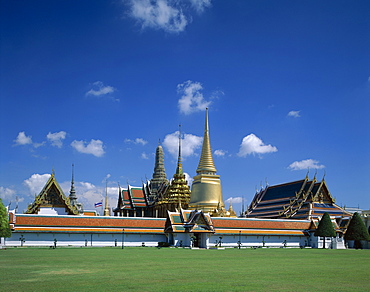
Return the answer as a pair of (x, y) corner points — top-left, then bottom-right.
(247, 174), (352, 221)
(3, 110), (355, 249)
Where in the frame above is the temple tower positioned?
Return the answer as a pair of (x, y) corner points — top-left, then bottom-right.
(189, 108), (225, 213)
(150, 142), (169, 202)
(69, 164), (83, 214)
(69, 164), (77, 205)
(155, 126), (191, 217)
(103, 180), (110, 216)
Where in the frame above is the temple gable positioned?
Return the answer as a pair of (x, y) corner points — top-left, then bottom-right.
(164, 209), (214, 233)
(26, 173), (80, 215)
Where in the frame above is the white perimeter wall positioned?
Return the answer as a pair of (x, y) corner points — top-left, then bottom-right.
(209, 234), (308, 248)
(4, 232), (167, 247)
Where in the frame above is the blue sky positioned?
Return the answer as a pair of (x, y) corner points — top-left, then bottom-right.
(1, 0), (369, 214)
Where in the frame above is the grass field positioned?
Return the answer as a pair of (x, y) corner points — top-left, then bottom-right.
(1, 247), (369, 291)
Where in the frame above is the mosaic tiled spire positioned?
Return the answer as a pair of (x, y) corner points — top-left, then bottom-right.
(150, 141), (169, 193)
(69, 164), (77, 205)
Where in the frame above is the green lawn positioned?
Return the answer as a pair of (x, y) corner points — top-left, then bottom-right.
(1, 247), (369, 291)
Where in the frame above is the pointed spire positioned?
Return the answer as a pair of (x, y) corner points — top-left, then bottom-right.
(176, 124), (183, 175)
(151, 141), (168, 182)
(69, 164), (77, 202)
(241, 197), (245, 215)
(196, 108), (217, 174)
(305, 168), (310, 180)
(228, 201), (234, 212)
(104, 179), (110, 216)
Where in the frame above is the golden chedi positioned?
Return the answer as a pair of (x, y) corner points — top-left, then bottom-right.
(189, 108), (225, 214)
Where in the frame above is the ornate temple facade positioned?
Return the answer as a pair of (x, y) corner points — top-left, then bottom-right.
(25, 169), (83, 216)
(247, 174), (352, 221)
(113, 185), (152, 217)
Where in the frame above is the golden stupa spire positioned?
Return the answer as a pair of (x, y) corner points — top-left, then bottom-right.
(103, 180), (110, 216)
(196, 108), (217, 174)
(189, 108), (225, 214)
(176, 125), (183, 175)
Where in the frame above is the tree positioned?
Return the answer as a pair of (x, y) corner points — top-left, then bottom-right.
(0, 198), (12, 243)
(314, 212), (336, 249)
(344, 212), (370, 249)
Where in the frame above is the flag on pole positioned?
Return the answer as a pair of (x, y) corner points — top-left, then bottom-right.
(94, 201), (103, 208)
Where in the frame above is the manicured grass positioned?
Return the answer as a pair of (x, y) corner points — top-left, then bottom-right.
(1, 247), (369, 291)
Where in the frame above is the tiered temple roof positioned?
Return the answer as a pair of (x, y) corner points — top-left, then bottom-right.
(164, 209), (214, 233)
(247, 175), (352, 220)
(113, 185), (151, 217)
(25, 171), (81, 215)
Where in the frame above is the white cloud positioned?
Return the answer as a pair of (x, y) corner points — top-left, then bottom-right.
(214, 149), (227, 157)
(71, 139), (105, 157)
(184, 172), (193, 186)
(86, 81), (118, 101)
(237, 134), (278, 157)
(47, 131), (67, 148)
(288, 110), (301, 118)
(23, 173), (51, 196)
(62, 181), (119, 211)
(141, 152), (149, 159)
(163, 131), (203, 159)
(32, 142), (46, 148)
(225, 197), (243, 204)
(127, 0), (188, 33)
(14, 131), (32, 146)
(0, 186), (16, 201)
(190, 0), (211, 13)
(125, 138), (148, 145)
(177, 80), (212, 115)
(288, 159), (325, 171)
(102, 174), (111, 183)
(126, 0), (212, 33)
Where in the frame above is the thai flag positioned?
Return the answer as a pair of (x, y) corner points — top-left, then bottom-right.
(94, 201), (103, 208)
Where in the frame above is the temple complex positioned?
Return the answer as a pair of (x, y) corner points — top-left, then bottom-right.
(3, 108), (364, 249)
